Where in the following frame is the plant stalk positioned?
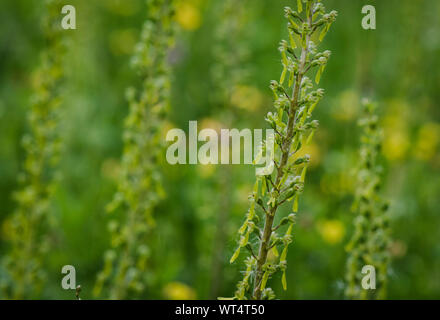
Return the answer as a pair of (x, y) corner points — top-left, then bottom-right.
(252, 7), (312, 300)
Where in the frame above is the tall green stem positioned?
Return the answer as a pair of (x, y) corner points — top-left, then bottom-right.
(230, 0), (337, 300)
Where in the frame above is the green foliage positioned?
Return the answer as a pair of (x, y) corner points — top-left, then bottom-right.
(345, 99), (391, 300)
(0, 0), (67, 299)
(230, 0), (337, 300)
(93, 0), (177, 299)
(207, 0), (250, 298)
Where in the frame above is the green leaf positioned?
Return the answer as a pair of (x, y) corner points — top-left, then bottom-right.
(292, 194), (299, 212)
(277, 108), (284, 123)
(319, 24), (330, 41)
(280, 247), (288, 261)
(300, 106), (308, 124)
(288, 18), (299, 30)
(306, 129), (315, 145)
(288, 70), (294, 87)
(289, 32), (297, 49)
(286, 224), (294, 236)
(297, 0), (303, 13)
(260, 271), (270, 291)
(282, 271), (287, 290)
(300, 165), (308, 183)
(282, 50), (288, 65)
(308, 101), (319, 116)
(280, 67), (287, 85)
(253, 179), (259, 194)
(278, 172), (289, 189)
(249, 202), (255, 219)
(272, 246), (279, 257)
(240, 232), (250, 247)
(230, 247), (241, 263)
(238, 220), (248, 234)
(315, 65), (324, 84)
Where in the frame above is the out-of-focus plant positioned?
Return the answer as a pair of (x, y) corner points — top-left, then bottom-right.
(228, 0), (337, 300)
(210, 0), (250, 108)
(345, 99), (391, 300)
(0, 0), (67, 299)
(93, 0), (177, 299)
(207, 0), (250, 298)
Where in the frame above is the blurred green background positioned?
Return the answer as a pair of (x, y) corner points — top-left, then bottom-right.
(0, 0), (439, 299)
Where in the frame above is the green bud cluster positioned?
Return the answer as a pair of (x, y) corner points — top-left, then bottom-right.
(0, 0), (68, 299)
(345, 99), (391, 300)
(229, 0), (337, 300)
(93, 0), (177, 299)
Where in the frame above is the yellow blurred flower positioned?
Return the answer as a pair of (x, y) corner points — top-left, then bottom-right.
(200, 118), (224, 133)
(320, 171), (354, 195)
(383, 131), (410, 161)
(197, 163), (216, 178)
(318, 219), (345, 244)
(175, 2), (201, 31)
(331, 90), (359, 121)
(295, 142), (321, 167)
(231, 85), (265, 112)
(163, 282), (197, 300)
(414, 122), (440, 161)
(382, 99), (411, 162)
(236, 184), (252, 206)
